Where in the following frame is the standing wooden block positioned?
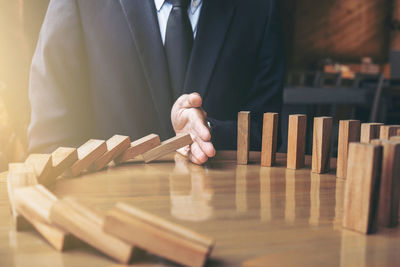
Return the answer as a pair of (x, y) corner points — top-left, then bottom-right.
(92, 135), (131, 171)
(25, 154), (53, 186)
(380, 125), (400, 140)
(237, 111), (250, 165)
(343, 143), (382, 234)
(49, 198), (133, 263)
(14, 185), (76, 251)
(360, 123), (383, 143)
(114, 134), (161, 164)
(312, 117), (333, 174)
(142, 134), (193, 163)
(336, 120), (361, 178)
(375, 141), (400, 227)
(70, 139), (107, 176)
(261, 113), (279, 167)
(51, 147), (78, 178)
(287, 114), (307, 169)
(104, 202), (214, 267)
(7, 163), (38, 230)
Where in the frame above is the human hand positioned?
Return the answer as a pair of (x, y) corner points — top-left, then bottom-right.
(171, 93), (216, 165)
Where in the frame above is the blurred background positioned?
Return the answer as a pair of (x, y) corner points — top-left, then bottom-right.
(0, 0), (399, 171)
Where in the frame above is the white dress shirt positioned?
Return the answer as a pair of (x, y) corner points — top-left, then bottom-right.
(154, 0), (203, 45)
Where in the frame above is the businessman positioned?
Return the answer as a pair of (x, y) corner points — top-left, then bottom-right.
(28, 0), (284, 164)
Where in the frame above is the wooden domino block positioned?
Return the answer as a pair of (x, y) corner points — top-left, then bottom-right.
(51, 147), (78, 178)
(343, 143), (382, 234)
(261, 113), (279, 167)
(287, 114), (307, 169)
(371, 140), (400, 227)
(14, 185), (76, 251)
(312, 117), (333, 174)
(24, 154), (53, 186)
(237, 111), (250, 165)
(380, 125), (400, 140)
(49, 198), (133, 263)
(114, 134), (161, 164)
(92, 135), (131, 171)
(7, 163), (38, 230)
(336, 120), (361, 178)
(70, 139), (107, 176)
(104, 202), (214, 267)
(360, 123), (383, 143)
(142, 134), (193, 163)
(390, 136), (400, 142)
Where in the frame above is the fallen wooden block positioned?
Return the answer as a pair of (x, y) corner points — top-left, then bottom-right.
(7, 163), (38, 230)
(312, 117), (333, 174)
(70, 139), (107, 176)
(104, 202), (214, 267)
(92, 135), (131, 171)
(142, 134), (193, 163)
(336, 120), (361, 179)
(50, 198), (133, 263)
(114, 134), (161, 164)
(237, 111), (250, 165)
(360, 123), (383, 143)
(261, 113), (279, 167)
(287, 114), (307, 169)
(343, 143), (382, 234)
(51, 147), (78, 178)
(390, 136), (400, 142)
(24, 154), (53, 186)
(14, 185), (76, 251)
(371, 140), (400, 227)
(380, 125), (400, 140)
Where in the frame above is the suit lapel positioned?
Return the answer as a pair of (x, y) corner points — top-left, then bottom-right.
(119, 0), (174, 138)
(184, 0), (237, 99)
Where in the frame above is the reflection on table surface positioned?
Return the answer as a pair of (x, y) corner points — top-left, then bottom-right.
(1, 151), (400, 267)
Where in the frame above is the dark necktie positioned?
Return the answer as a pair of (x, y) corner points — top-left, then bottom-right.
(165, 0), (193, 99)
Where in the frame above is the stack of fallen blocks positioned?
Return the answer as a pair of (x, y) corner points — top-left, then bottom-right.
(7, 133), (214, 266)
(238, 111), (400, 234)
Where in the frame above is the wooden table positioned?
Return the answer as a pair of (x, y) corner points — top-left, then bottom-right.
(1, 151), (400, 266)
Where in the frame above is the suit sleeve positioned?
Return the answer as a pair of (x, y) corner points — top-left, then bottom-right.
(28, 0), (93, 153)
(209, 1), (285, 151)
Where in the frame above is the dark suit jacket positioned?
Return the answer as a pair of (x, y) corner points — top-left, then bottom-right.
(28, 0), (284, 153)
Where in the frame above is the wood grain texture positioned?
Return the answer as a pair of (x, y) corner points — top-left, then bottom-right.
(380, 125), (400, 140)
(373, 140), (400, 228)
(336, 120), (361, 179)
(92, 135), (131, 171)
(114, 134), (161, 164)
(312, 117), (333, 174)
(51, 147), (78, 179)
(343, 143), (382, 234)
(237, 111), (250, 165)
(104, 202), (214, 267)
(287, 114), (307, 169)
(70, 139), (107, 176)
(261, 113), (279, 167)
(14, 185), (75, 251)
(50, 198), (133, 263)
(7, 163), (37, 230)
(360, 123), (383, 143)
(24, 154), (53, 186)
(142, 134), (193, 163)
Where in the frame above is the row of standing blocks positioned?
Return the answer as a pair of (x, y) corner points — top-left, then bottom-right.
(237, 111), (400, 234)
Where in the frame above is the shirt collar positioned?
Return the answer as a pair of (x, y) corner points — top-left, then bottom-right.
(155, 0), (203, 14)
(154, 0), (165, 12)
